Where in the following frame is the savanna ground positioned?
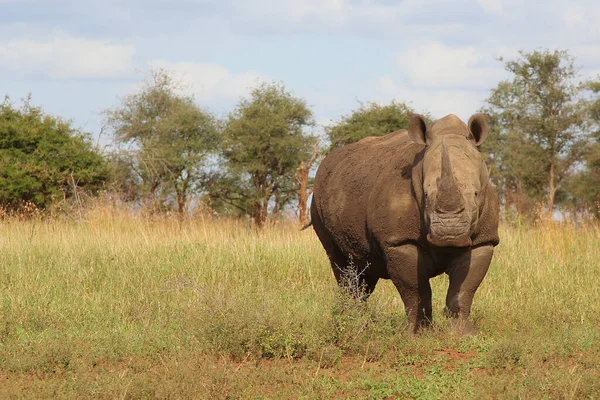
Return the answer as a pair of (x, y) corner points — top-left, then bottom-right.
(0, 208), (599, 399)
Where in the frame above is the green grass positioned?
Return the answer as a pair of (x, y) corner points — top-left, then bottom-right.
(1, 210), (599, 398)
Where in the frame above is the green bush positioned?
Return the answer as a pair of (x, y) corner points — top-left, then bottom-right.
(0, 96), (109, 211)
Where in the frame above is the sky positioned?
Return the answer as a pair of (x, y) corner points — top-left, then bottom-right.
(2, 0), (600, 141)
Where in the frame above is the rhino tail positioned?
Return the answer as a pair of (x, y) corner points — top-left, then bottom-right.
(300, 220), (313, 231)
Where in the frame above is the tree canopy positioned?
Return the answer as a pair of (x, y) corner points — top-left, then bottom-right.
(326, 101), (424, 150)
(0, 96), (109, 212)
(563, 78), (600, 217)
(481, 50), (589, 218)
(105, 69), (220, 219)
(4, 49), (600, 223)
(206, 81), (315, 227)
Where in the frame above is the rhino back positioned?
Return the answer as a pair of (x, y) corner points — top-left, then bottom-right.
(313, 130), (422, 259)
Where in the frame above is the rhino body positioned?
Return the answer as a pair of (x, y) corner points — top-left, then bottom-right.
(311, 113), (500, 334)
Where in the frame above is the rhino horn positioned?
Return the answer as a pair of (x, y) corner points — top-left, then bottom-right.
(436, 139), (464, 213)
(441, 137), (453, 181)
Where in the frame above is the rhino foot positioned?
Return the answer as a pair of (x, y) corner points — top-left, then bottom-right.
(448, 318), (476, 336)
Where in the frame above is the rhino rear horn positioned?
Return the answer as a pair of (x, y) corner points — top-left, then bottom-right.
(407, 113), (428, 145)
(468, 114), (489, 146)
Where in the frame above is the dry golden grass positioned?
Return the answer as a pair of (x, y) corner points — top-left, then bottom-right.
(0, 209), (599, 398)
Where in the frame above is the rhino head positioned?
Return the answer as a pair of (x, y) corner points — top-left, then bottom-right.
(408, 113), (489, 248)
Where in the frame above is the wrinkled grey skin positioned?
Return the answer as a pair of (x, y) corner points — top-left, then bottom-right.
(311, 113), (500, 334)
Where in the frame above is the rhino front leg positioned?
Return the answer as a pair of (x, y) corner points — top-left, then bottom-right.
(444, 245), (494, 335)
(385, 244), (434, 334)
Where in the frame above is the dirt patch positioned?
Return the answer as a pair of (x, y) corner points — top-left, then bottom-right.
(0, 351), (487, 399)
(433, 348), (476, 363)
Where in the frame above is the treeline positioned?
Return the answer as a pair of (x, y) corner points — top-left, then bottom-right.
(1, 49), (600, 223)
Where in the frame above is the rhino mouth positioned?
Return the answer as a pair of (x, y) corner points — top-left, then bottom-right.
(427, 218), (472, 247)
(427, 233), (472, 247)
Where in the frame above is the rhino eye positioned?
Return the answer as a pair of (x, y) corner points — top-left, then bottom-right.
(475, 191), (479, 197)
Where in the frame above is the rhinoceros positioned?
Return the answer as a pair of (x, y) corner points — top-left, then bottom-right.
(310, 113), (499, 334)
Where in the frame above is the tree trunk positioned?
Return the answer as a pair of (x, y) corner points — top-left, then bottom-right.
(504, 187), (513, 216)
(296, 142), (319, 226)
(296, 160), (310, 225)
(252, 202), (264, 228)
(547, 160), (556, 219)
(259, 181), (274, 227)
(147, 181), (158, 216)
(261, 197), (269, 225)
(252, 175), (264, 228)
(516, 182), (527, 216)
(252, 176), (272, 228)
(176, 179), (188, 223)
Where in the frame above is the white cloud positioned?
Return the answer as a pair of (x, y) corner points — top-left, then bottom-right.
(229, 0), (467, 37)
(477, 0), (504, 15)
(376, 75), (485, 121)
(0, 34), (134, 79)
(476, 0), (526, 17)
(562, 4), (600, 45)
(149, 60), (269, 104)
(285, 0), (345, 20)
(564, 5), (585, 26)
(396, 41), (505, 89)
(569, 44), (600, 72)
(586, 70), (600, 80)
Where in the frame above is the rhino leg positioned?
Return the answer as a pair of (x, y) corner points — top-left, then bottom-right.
(322, 245), (368, 298)
(312, 221), (378, 299)
(444, 245), (494, 335)
(311, 208), (367, 297)
(385, 244), (434, 334)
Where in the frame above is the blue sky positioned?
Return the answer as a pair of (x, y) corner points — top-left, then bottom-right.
(2, 0), (600, 140)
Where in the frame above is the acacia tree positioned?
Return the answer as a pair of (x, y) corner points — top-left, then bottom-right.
(482, 50), (588, 218)
(105, 69), (219, 219)
(482, 104), (548, 215)
(0, 96), (109, 211)
(207, 82), (315, 227)
(325, 101), (424, 150)
(564, 78), (600, 217)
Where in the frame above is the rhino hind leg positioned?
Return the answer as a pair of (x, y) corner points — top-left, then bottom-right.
(444, 245), (494, 335)
(311, 206), (379, 299)
(315, 240), (378, 299)
(320, 237), (378, 300)
(332, 260), (379, 300)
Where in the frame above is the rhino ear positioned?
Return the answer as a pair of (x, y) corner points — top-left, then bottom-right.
(468, 113), (488, 146)
(407, 113), (428, 145)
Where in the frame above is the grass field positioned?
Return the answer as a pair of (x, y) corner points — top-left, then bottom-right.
(1, 210), (599, 399)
